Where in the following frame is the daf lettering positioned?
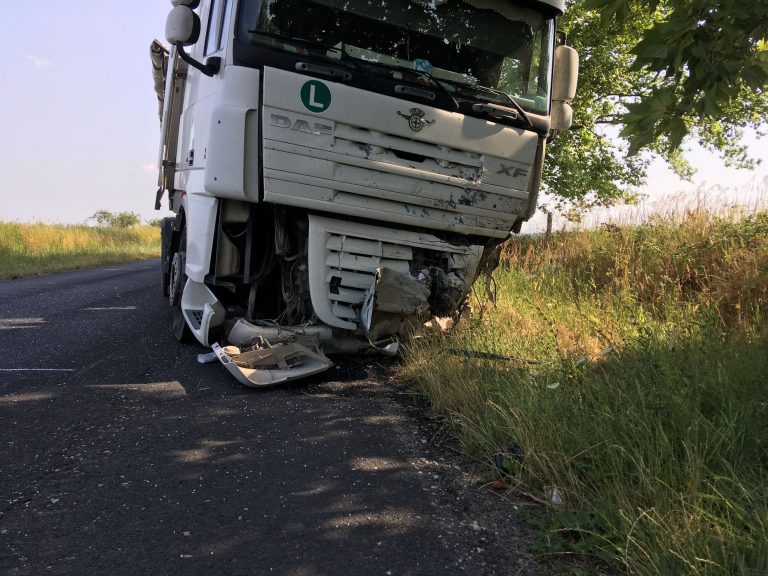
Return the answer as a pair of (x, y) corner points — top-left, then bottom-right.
(270, 114), (332, 136)
(269, 114), (292, 129)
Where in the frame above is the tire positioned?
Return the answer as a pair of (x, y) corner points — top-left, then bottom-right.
(160, 263), (170, 297)
(160, 218), (175, 297)
(168, 228), (194, 342)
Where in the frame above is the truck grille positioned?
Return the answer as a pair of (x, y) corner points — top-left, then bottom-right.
(307, 215), (482, 330)
(325, 234), (412, 326)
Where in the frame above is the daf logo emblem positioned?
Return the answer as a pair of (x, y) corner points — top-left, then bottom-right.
(269, 114), (332, 136)
(397, 108), (434, 132)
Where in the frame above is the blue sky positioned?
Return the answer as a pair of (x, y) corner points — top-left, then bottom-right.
(0, 1), (168, 223)
(0, 1), (765, 224)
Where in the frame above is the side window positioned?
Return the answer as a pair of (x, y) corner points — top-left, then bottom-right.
(204, 0), (223, 56)
(218, 0), (232, 52)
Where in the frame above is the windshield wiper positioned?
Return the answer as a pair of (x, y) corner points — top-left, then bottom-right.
(412, 75), (460, 112)
(295, 61), (352, 82)
(248, 31), (359, 83)
(247, 30), (338, 55)
(247, 32), (460, 111)
(471, 102), (534, 130)
(459, 85), (533, 129)
(356, 60), (459, 111)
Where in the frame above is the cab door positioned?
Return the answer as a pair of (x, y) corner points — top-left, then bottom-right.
(176, 0), (234, 193)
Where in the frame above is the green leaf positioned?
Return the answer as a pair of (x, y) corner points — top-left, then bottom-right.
(666, 117), (689, 151)
(632, 40), (670, 60)
(701, 92), (723, 117)
(581, 0), (608, 11)
(742, 65), (768, 90)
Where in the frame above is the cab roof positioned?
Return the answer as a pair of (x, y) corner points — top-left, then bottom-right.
(532, 0), (565, 15)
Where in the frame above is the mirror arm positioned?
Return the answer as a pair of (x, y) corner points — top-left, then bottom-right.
(174, 42), (220, 77)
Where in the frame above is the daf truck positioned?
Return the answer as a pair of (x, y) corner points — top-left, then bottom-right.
(151, 0), (578, 385)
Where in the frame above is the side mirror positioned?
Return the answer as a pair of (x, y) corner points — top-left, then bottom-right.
(550, 101), (573, 132)
(551, 45), (579, 131)
(165, 5), (220, 77)
(166, 6), (200, 46)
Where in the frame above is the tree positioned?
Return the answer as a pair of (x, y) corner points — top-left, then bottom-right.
(91, 210), (141, 228)
(542, 0), (768, 209)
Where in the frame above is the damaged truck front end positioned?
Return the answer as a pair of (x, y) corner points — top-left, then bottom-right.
(153, 0), (578, 385)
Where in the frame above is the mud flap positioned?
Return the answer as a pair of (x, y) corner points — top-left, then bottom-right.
(211, 339), (333, 387)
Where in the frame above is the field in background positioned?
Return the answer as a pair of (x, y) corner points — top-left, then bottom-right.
(404, 208), (768, 575)
(0, 222), (160, 280)
(531, 178), (768, 233)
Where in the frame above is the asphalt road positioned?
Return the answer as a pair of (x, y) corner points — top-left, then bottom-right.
(0, 261), (539, 576)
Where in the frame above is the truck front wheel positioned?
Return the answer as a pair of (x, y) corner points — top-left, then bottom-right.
(159, 217), (175, 297)
(168, 228), (193, 342)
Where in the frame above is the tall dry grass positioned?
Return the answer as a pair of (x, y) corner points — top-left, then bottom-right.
(403, 208), (768, 575)
(0, 222), (160, 280)
(511, 209), (768, 328)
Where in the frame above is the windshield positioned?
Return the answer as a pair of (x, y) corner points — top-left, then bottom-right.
(237, 0), (555, 115)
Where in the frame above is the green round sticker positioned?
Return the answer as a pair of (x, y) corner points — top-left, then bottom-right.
(301, 80), (332, 113)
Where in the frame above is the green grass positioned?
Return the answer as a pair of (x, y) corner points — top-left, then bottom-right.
(403, 210), (768, 575)
(0, 222), (161, 280)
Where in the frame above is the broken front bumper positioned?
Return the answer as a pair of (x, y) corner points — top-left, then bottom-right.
(212, 339), (333, 387)
(307, 215), (483, 339)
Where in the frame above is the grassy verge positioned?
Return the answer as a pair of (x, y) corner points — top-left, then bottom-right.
(0, 222), (161, 280)
(403, 210), (768, 575)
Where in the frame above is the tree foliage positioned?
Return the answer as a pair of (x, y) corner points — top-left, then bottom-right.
(91, 210), (142, 228)
(543, 0), (768, 208)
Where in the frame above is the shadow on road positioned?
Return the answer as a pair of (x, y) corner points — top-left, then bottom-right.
(1, 344), (462, 575)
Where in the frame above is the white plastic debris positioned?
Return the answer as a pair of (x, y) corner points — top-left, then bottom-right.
(196, 351), (218, 364)
(548, 486), (563, 507)
(212, 337), (333, 387)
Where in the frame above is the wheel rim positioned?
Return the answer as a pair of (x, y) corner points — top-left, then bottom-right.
(169, 252), (183, 307)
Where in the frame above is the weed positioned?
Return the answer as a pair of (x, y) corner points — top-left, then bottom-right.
(403, 209), (768, 575)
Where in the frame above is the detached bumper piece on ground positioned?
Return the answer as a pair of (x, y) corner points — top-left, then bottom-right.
(212, 336), (333, 387)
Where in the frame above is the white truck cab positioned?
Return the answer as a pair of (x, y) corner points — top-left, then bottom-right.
(152, 0), (578, 384)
